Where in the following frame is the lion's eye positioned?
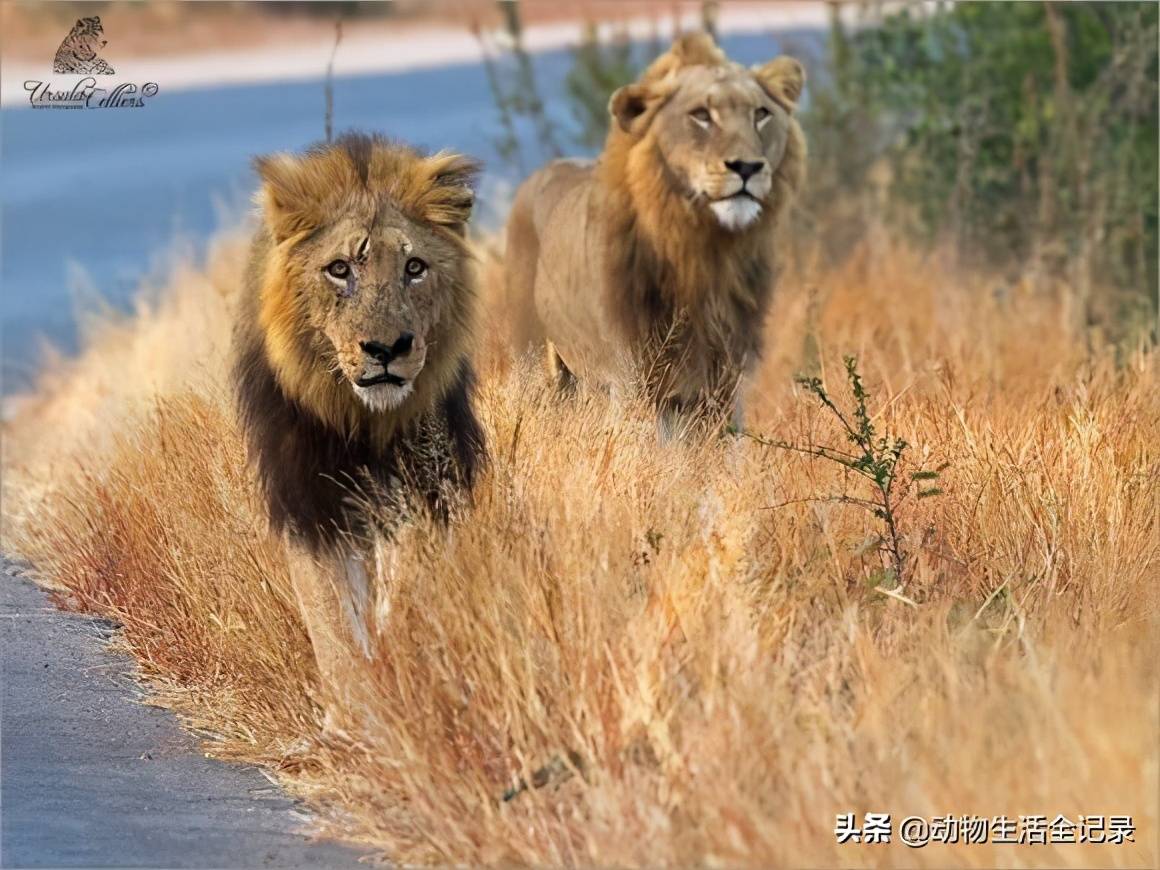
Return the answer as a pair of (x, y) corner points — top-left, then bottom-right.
(325, 260), (350, 280)
(689, 107), (712, 128)
(404, 257), (427, 279)
(755, 106), (772, 128)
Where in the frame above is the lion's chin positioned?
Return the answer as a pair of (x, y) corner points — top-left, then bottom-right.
(709, 197), (763, 232)
(352, 380), (414, 413)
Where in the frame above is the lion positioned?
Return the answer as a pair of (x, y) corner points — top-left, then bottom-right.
(53, 16), (115, 75)
(232, 132), (485, 710)
(503, 33), (806, 434)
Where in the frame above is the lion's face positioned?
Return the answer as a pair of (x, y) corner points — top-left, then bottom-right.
(610, 48), (805, 233)
(255, 136), (476, 416)
(284, 207), (462, 411)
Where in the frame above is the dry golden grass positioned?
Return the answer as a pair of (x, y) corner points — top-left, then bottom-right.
(2, 227), (1157, 867)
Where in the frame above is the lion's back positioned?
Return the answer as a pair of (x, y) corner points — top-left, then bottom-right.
(505, 159), (599, 351)
(505, 158), (624, 379)
(514, 158), (596, 235)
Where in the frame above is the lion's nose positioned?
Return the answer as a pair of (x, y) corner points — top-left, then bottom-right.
(725, 159), (765, 181)
(360, 332), (414, 363)
(392, 331), (414, 356)
(360, 339), (393, 361)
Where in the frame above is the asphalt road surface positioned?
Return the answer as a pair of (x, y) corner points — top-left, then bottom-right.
(0, 30), (819, 391)
(0, 561), (366, 868)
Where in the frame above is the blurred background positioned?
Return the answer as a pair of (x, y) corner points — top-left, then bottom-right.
(2, 0), (1156, 391)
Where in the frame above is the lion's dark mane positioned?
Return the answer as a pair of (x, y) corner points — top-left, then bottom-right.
(232, 317), (485, 554)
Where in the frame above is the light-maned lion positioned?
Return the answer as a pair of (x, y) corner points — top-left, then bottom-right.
(232, 132), (485, 709)
(504, 33), (806, 433)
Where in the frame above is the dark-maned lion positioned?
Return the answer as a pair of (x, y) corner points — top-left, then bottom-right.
(504, 33), (806, 434)
(232, 132), (485, 706)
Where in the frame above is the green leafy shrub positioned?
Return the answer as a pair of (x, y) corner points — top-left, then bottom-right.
(807, 2), (1158, 336)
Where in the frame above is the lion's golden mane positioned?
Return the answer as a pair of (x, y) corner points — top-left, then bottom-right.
(504, 33), (807, 426)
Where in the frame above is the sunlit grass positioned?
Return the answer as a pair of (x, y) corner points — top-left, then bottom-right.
(3, 229), (1156, 867)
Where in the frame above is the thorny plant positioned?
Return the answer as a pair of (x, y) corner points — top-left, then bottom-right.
(747, 356), (943, 591)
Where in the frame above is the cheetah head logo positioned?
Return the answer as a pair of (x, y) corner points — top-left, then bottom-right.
(53, 16), (115, 75)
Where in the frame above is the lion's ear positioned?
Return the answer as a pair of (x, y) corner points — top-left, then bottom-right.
(419, 152), (479, 235)
(611, 31), (724, 134)
(254, 153), (324, 244)
(754, 56), (806, 112)
(609, 83), (655, 135)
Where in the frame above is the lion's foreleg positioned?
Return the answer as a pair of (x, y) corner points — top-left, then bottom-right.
(730, 392), (746, 434)
(285, 543), (374, 720)
(657, 396), (689, 443)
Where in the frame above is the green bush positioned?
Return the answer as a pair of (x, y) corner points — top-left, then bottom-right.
(807, 2), (1158, 334)
(485, 1), (1158, 338)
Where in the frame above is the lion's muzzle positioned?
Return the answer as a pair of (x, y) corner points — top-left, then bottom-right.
(348, 332), (426, 412)
(706, 159), (772, 232)
(356, 335), (413, 387)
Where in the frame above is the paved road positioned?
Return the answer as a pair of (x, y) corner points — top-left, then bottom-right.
(0, 30), (819, 391)
(0, 562), (366, 868)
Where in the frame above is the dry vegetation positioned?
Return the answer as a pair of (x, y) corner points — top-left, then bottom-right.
(2, 225), (1157, 867)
